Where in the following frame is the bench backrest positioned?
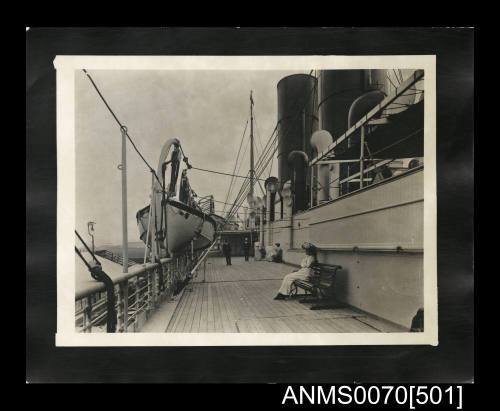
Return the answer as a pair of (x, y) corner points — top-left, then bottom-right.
(311, 263), (342, 288)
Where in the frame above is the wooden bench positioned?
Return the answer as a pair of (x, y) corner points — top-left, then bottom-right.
(291, 263), (342, 310)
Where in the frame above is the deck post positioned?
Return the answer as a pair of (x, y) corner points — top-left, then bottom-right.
(310, 166), (315, 207)
(265, 190), (271, 247)
(151, 267), (157, 307)
(120, 281), (129, 332)
(143, 172), (155, 265)
(259, 206), (264, 248)
(121, 126), (129, 273)
(86, 296), (93, 333)
(360, 125), (365, 188)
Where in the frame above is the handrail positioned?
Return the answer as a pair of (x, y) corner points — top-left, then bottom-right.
(75, 258), (172, 300)
(75, 254), (187, 333)
(315, 244), (423, 254)
(76, 261), (159, 300)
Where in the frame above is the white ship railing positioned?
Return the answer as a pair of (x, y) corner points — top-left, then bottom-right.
(75, 254), (194, 333)
(309, 70), (425, 167)
(308, 69), (425, 202)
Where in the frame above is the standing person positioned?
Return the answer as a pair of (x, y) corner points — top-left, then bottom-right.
(274, 243), (317, 300)
(222, 239), (232, 266)
(243, 237), (251, 262)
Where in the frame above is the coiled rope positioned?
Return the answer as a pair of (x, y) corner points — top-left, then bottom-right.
(75, 230), (117, 333)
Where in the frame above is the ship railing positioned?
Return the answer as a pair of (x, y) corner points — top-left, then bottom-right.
(198, 195), (215, 215)
(75, 254), (192, 333)
(309, 70), (425, 168)
(309, 69), (425, 200)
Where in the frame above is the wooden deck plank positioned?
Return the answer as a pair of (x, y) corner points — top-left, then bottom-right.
(177, 287), (195, 331)
(211, 284), (222, 332)
(207, 283), (216, 332)
(166, 282), (191, 332)
(191, 283), (205, 332)
(216, 283), (232, 332)
(164, 257), (395, 333)
(178, 283), (196, 332)
(217, 281), (236, 332)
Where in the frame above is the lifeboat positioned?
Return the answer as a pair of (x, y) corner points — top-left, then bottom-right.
(136, 139), (216, 256)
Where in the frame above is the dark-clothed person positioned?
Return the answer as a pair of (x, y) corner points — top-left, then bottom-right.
(243, 238), (251, 261)
(222, 240), (232, 265)
(272, 243), (283, 263)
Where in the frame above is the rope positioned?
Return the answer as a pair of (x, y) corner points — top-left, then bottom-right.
(155, 257), (165, 292)
(82, 69), (164, 190)
(222, 119), (249, 215)
(268, 138), (275, 179)
(386, 73), (399, 92)
(371, 128), (423, 157)
(226, 74), (317, 222)
(253, 113), (266, 161)
(190, 166), (266, 181)
(392, 69), (402, 86)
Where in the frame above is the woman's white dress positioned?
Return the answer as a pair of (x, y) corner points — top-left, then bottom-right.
(277, 255), (315, 295)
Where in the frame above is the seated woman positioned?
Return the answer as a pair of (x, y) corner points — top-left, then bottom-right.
(274, 243), (317, 300)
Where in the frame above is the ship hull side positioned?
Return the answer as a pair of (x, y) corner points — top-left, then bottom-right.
(267, 168), (424, 329)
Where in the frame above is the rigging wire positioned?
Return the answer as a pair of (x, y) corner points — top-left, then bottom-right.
(190, 166), (266, 181)
(393, 69), (402, 86)
(226, 73), (317, 222)
(221, 118), (249, 215)
(397, 68), (405, 84)
(227, 113), (295, 220)
(82, 69), (164, 189)
(253, 113), (266, 161)
(254, 113), (276, 180)
(235, 138), (251, 179)
(386, 73), (399, 92)
(267, 138), (275, 179)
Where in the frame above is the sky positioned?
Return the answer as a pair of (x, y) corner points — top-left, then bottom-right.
(75, 69), (306, 246)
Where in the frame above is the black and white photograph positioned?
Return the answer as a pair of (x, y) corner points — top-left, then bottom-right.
(54, 55), (437, 345)
(27, 27), (474, 387)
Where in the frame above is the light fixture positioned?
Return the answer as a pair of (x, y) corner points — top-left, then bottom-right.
(264, 176), (279, 194)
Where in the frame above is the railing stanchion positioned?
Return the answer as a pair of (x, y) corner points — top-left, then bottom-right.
(86, 296), (93, 333)
(135, 278), (140, 331)
(116, 284), (123, 332)
(152, 267), (157, 307)
(121, 281), (129, 332)
(76, 257), (182, 332)
(360, 125), (365, 188)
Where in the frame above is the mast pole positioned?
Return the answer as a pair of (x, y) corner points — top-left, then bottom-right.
(249, 91), (256, 236)
(250, 91), (255, 198)
(121, 126), (129, 273)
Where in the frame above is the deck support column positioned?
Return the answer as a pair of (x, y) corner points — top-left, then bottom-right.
(360, 125), (365, 188)
(120, 281), (129, 332)
(121, 126), (129, 273)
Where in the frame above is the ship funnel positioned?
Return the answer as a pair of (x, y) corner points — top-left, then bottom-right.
(287, 150), (309, 213)
(277, 74), (318, 213)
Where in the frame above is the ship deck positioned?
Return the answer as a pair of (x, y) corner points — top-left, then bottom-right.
(145, 257), (406, 333)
